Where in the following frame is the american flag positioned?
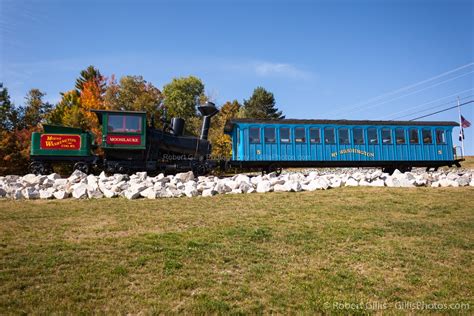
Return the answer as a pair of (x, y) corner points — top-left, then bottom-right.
(461, 115), (471, 128)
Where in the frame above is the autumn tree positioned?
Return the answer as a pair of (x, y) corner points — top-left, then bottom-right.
(241, 87), (284, 119)
(104, 75), (162, 126)
(208, 100), (241, 158)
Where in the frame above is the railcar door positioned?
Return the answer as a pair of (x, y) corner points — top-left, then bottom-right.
(248, 127), (263, 161)
(381, 127), (395, 161)
(294, 127), (309, 160)
(434, 128), (450, 161)
(309, 127), (322, 160)
(366, 127), (381, 161)
(394, 128), (408, 161)
(263, 127), (278, 160)
(279, 127), (293, 160)
(421, 128), (435, 160)
(352, 127), (367, 162)
(323, 127), (337, 161)
(408, 128), (422, 160)
(337, 127), (351, 161)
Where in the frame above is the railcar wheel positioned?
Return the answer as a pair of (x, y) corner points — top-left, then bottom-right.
(73, 162), (90, 174)
(268, 164), (283, 176)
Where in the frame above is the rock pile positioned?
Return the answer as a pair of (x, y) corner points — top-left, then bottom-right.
(0, 168), (473, 200)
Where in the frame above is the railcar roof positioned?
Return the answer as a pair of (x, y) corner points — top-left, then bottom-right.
(91, 109), (147, 114)
(224, 118), (458, 133)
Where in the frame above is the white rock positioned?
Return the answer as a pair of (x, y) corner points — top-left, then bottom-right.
(99, 171), (108, 181)
(47, 173), (61, 180)
(140, 187), (154, 198)
(274, 183), (290, 192)
(22, 187), (39, 199)
(72, 183), (88, 199)
(256, 180), (272, 193)
(39, 189), (54, 199)
(431, 181), (440, 188)
(456, 177), (470, 187)
(369, 179), (385, 187)
(68, 170), (87, 183)
(12, 189), (23, 200)
(288, 180), (302, 192)
(184, 186), (199, 197)
(102, 188), (117, 198)
(175, 171), (194, 182)
(87, 189), (104, 199)
(345, 178), (359, 187)
(251, 176), (263, 185)
(202, 188), (217, 197)
(234, 174), (250, 185)
(53, 190), (69, 199)
(0, 188), (6, 198)
(239, 182), (254, 193)
(329, 179), (342, 188)
(23, 174), (39, 185)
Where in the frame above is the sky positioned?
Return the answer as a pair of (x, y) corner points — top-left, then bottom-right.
(1, 0), (473, 153)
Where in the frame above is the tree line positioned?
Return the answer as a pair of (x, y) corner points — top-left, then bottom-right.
(0, 65), (284, 175)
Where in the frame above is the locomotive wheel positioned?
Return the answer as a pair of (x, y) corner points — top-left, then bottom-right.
(192, 163), (208, 177)
(29, 161), (47, 175)
(74, 162), (90, 174)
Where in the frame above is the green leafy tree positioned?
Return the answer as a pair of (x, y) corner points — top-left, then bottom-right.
(162, 76), (205, 120)
(241, 87), (284, 119)
(23, 89), (53, 128)
(104, 75), (163, 126)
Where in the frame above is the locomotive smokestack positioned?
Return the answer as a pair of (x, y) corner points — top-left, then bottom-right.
(198, 101), (219, 140)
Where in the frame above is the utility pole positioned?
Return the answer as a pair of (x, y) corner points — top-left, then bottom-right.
(457, 96), (465, 157)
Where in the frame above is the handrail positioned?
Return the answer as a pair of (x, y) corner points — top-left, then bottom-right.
(454, 146), (464, 160)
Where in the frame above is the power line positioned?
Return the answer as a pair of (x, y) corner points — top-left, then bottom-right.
(340, 70), (474, 117)
(409, 100), (474, 121)
(381, 88), (474, 119)
(390, 93), (474, 120)
(322, 61), (474, 117)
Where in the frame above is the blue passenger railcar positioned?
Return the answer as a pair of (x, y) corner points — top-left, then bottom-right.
(224, 119), (461, 173)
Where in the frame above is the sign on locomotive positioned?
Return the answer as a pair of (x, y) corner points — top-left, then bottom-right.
(29, 101), (463, 175)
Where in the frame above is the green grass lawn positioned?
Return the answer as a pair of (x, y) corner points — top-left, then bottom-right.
(1, 188), (473, 314)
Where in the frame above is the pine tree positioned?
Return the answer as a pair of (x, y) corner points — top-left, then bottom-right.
(23, 89), (53, 128)
(241, 87), (284, 119)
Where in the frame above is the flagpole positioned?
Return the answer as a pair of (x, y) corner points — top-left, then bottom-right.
(457, 96), (465, 157)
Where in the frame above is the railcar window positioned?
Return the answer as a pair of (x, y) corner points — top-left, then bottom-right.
(295, 128), (306, 143)
(108, 115), (142, 133)
(422, 129), (433, 144)
(264, 127), (276, 143)
(339, 128), (350, 144)
(353, 128), (364, 144)
(280, 128), (291, 143)
(395, 128), (406, 144)
(409, 129), (419, 144)
(436, 129), (446, 144)
(310, 128), (321, 143)
(324, 127), (335, 144)
(249, 128), (260, 143)
(367, 128), (378, 144)
(382, 128), (392, 144)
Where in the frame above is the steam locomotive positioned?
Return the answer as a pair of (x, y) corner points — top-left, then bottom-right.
(29, 101), (463, 175)
(30, 102), (220, 176)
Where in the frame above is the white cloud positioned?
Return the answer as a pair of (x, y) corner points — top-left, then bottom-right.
(254, 62), (311, 79)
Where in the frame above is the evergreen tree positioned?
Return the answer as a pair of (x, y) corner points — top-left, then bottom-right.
(241, 87), (284, 119)
(23, 89), (53, 127)
(75, 65), (106, 93)
(0, 83), (20, 131)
